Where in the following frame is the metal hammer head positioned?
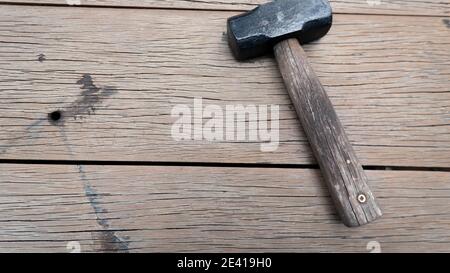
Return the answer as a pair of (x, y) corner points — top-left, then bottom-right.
(227, 0), (332, 60)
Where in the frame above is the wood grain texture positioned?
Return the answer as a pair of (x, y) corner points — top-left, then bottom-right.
(1, 0), (449, 16)
(0, 164), (449, 252)
(0, 6), (449, 167)
(275, 39), (381, 227)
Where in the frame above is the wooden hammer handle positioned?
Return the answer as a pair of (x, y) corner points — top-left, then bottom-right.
(274, 38), (382, 227)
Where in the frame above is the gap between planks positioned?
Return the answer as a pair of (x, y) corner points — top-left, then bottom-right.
(0, 159), (449, 173)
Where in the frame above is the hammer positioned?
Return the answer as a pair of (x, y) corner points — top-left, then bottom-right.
(227, 0), (382, 227)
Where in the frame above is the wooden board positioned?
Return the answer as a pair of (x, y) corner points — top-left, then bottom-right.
(0, 6), (449, 167)
(1, 0), (449, 16)
(1, 1), (449, 254)
(0, 164), (449, 252)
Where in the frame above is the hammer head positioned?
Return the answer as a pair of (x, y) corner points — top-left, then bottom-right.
(227, 0), (332, 60)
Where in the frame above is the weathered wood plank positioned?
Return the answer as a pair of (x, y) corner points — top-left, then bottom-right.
(0, 164), (449, 252)
(1, 0), (449, 16)
(0, 164), (117, 253)
(0, 6), (449, 167)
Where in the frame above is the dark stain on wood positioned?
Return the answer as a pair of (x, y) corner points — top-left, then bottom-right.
(56, 127), (129, 253)
(222, 32), (228, 42)
(0, 119), (45, 154)
(58, 74), (117, 123)
(443, 19), (450, 28)
(77, 164), (129, 252)
(37, 53), (46, 62)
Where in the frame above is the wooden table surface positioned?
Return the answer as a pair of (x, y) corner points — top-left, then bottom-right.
(0, 0), (449, 253)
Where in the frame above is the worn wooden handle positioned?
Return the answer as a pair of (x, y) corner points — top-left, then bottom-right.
(274, 38), (382, 227)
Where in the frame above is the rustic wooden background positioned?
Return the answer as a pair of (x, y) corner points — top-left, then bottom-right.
(0, 0), (449, 252)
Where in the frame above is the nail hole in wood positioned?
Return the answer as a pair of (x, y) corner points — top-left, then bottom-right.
(48, 110), (62, 124)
